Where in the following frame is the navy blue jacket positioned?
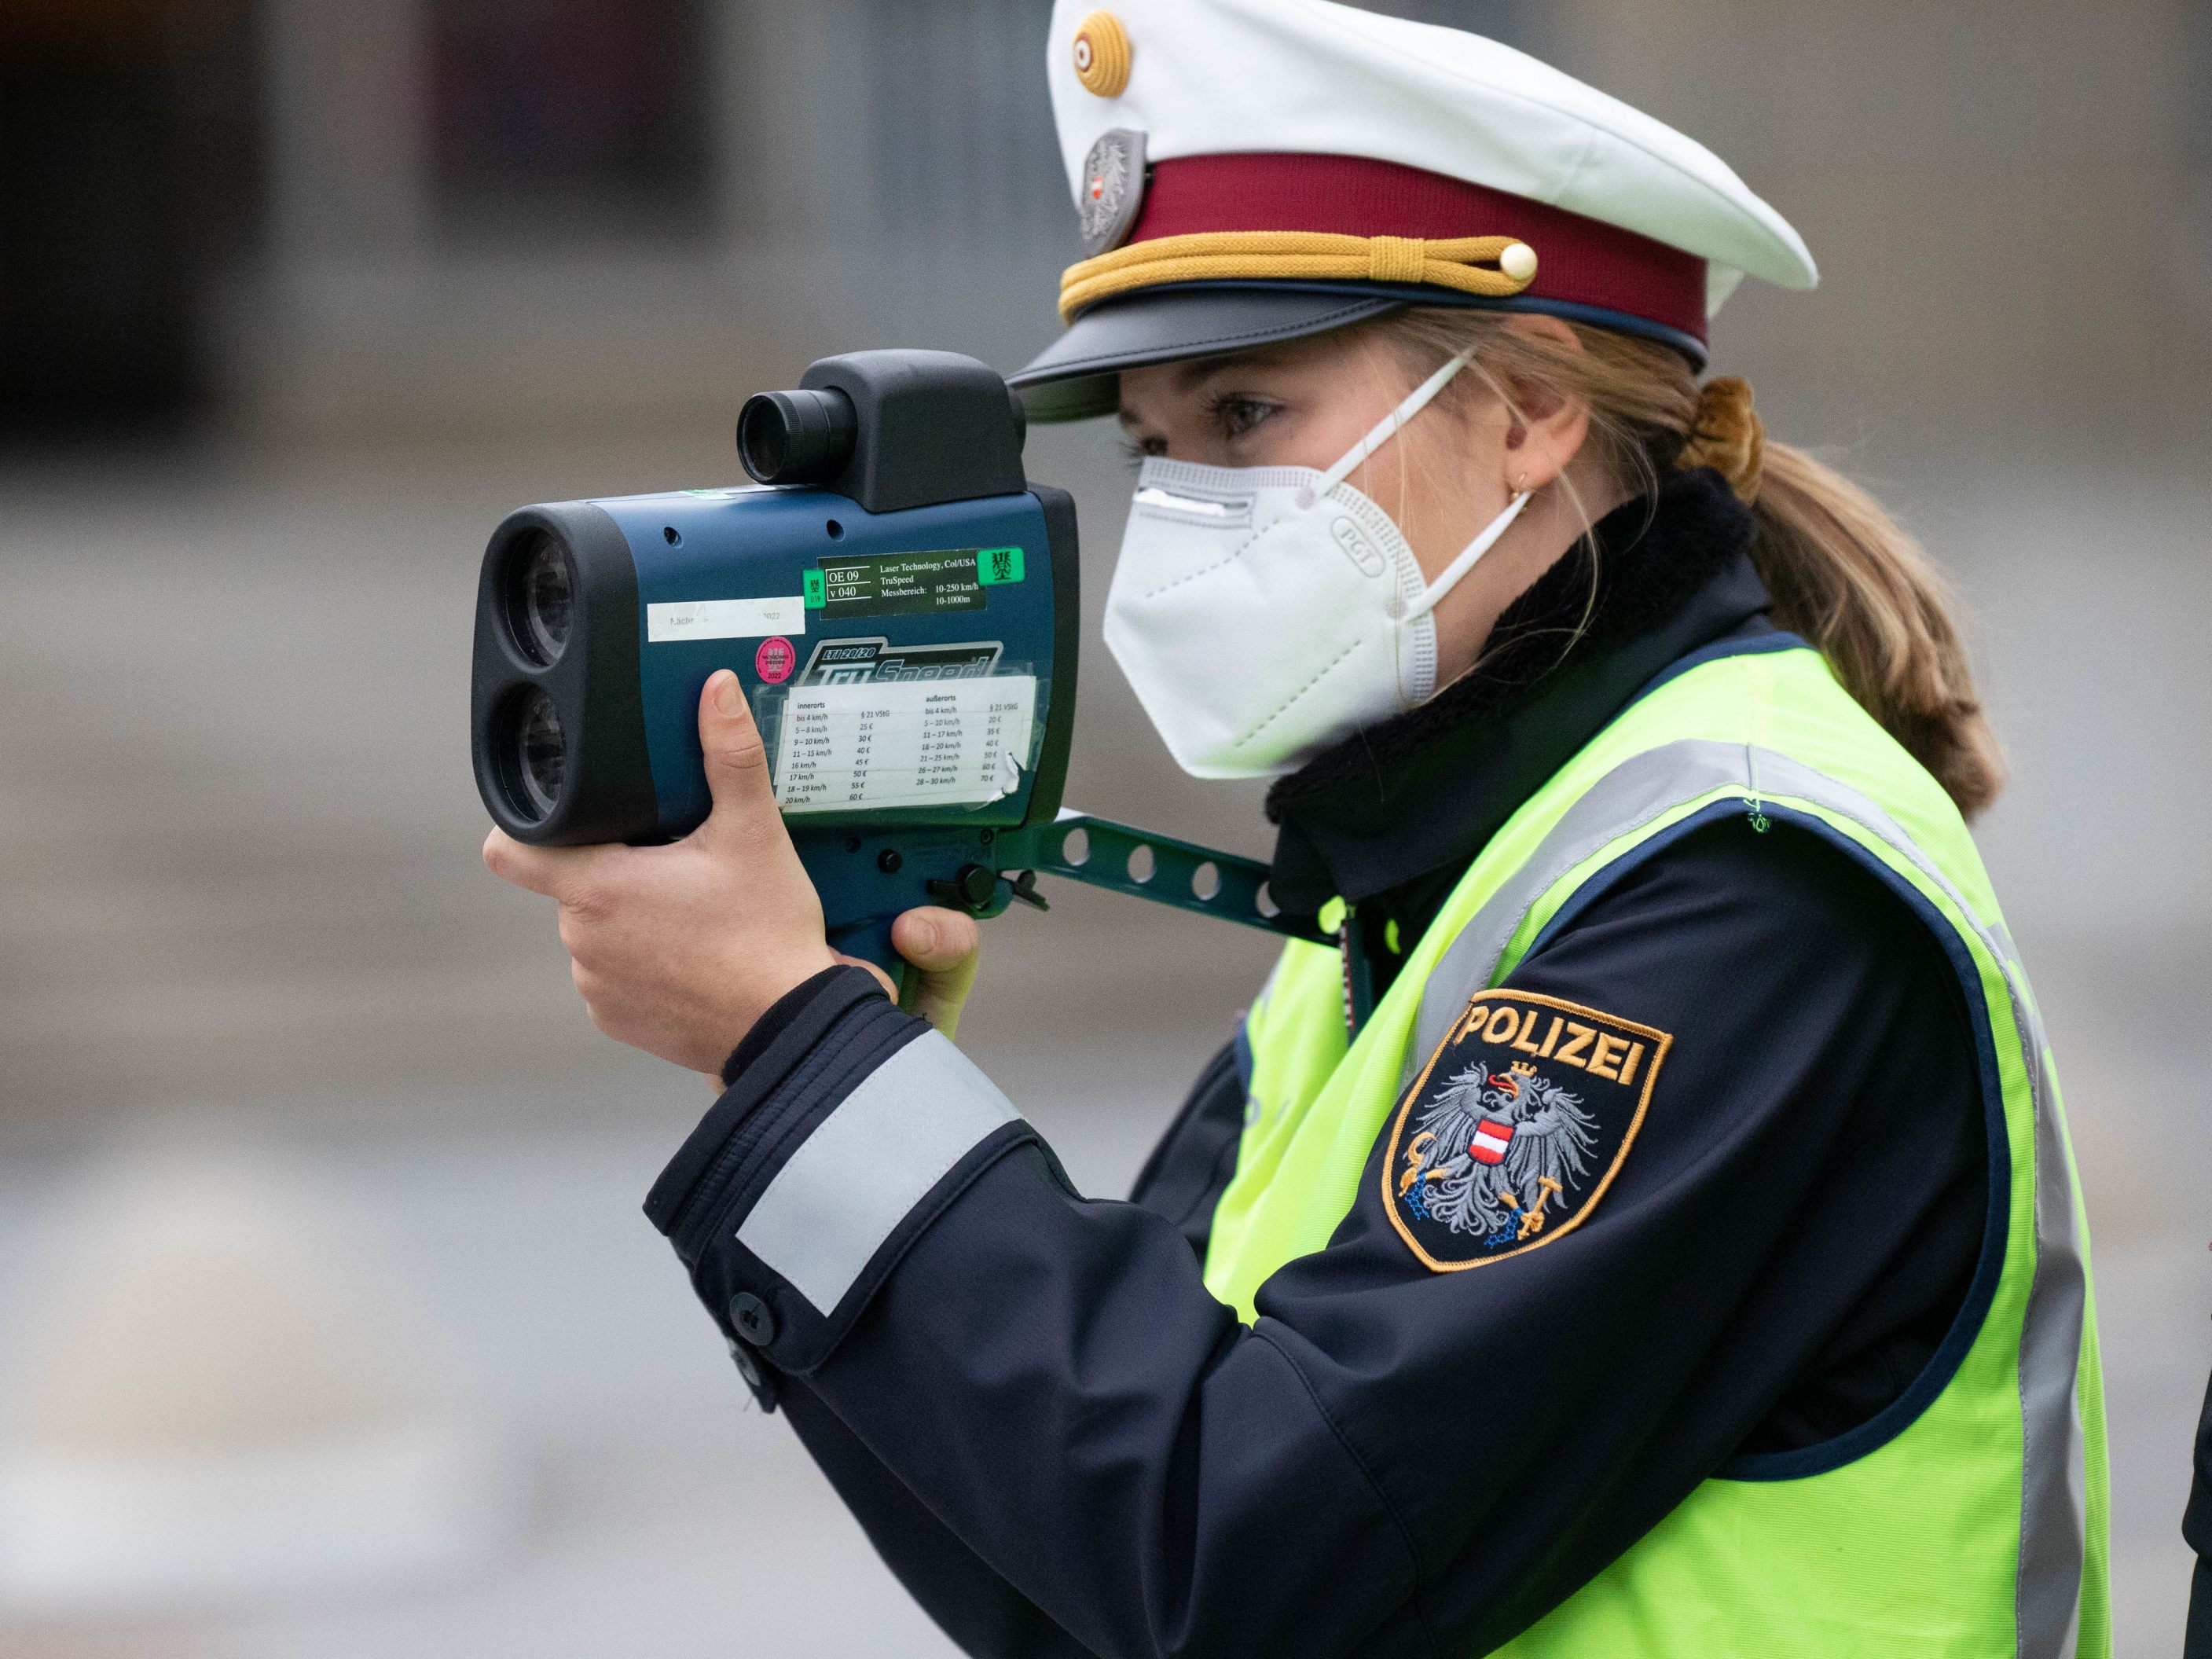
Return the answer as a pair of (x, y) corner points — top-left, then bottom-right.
(644, 471), (1989, 1657)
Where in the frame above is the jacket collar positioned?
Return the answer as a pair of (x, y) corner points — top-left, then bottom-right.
(1266, 465), (1772, 919)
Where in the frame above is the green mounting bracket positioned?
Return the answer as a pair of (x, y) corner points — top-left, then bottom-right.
(987, 809), (1333, 947)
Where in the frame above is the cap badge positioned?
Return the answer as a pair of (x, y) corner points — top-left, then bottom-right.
(1077, 127), (1147, 258)
(1071, 10), (1132, 99)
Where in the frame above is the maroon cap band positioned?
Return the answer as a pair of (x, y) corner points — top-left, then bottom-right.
(1125, 152), (1709, 347)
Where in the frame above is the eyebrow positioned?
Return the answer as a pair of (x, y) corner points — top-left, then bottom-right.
(1119, 350), (1279, 426)
(1176, 350), (1278, 391)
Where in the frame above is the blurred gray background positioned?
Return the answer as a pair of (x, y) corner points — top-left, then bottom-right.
(0, 0), (2206, 1653)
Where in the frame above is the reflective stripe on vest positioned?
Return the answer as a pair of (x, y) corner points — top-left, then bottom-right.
(1207, 647), (2109, 1658)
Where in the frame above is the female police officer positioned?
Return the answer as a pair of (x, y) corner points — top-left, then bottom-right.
(484, 2), (2107, 1653)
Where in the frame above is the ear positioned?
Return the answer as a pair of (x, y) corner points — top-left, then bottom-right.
(1493, 314), (1593, 493)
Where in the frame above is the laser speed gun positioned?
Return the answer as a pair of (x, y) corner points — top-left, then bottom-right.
(468, 349), (1328, 978)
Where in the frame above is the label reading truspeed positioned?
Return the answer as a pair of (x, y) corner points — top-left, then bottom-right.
(796, 637), (1003, 685)
(772, 675), (1036, 815)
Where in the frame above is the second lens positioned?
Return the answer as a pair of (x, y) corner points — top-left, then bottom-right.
(512, 688), (566, 820)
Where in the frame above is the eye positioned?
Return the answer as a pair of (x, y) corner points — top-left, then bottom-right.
(1208, 394), (1282, 441)
(1117, 435), (1168, 469)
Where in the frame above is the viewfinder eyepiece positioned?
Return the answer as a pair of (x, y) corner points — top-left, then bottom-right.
(738, 387), (858, 486)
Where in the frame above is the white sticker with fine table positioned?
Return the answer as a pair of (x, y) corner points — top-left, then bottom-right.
(772, 676), (1036, 813)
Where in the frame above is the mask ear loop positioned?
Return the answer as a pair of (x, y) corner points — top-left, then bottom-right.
(1396, 477), (1534, 624)
(1293, 347), (1478, 511)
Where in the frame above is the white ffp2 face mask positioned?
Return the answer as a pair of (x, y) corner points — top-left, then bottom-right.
(1102, 350), (1533, 780)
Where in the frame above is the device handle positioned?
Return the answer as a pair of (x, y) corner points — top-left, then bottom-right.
(824, 914), (909, 997)
(996, 810), (1334, 946)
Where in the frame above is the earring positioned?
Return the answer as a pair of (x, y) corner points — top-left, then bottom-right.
(1512, 472), (1529, 494)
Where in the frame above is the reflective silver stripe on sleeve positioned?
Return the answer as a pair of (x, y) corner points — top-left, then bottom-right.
(1407, 736), (2088, 1657)
(736, 1030), (1019, 1316)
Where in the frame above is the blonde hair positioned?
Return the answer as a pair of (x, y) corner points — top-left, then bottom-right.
(1373, 309), (2005, 817)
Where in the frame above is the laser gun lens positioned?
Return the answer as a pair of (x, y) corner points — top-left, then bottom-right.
(502, 534), (572, 666)
(523, 538), (572, 662)
(515, 688), (566, 819)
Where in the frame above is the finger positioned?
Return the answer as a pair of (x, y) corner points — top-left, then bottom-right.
(892, 906), (981, 974)
(890, 906), (981, 1035)
(695, 670), (779, 843)
(483, 827), (596, 899)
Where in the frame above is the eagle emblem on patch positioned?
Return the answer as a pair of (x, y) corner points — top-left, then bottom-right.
(1077, 127), (1146, 257)
(1383, 992), (1671, 1270)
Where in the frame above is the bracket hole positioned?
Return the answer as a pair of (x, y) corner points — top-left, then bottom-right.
(1125, 844), (1155, 885)
(1255, 882), (1280, 919)
(1190, 861), (1221, 901)
(1060, 827), (1090, 867)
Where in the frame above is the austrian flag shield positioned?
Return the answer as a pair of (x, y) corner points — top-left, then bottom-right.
(1383, 991), (1671, 1270)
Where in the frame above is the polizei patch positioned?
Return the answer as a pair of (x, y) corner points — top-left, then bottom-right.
(1382, 991), (1671, 1271)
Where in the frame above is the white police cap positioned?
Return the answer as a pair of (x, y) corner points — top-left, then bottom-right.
(1011, 0), (1817, 420)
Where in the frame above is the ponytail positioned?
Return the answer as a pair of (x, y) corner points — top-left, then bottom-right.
(1745, 438), (2005, 817)
(1377, 310), (2006, 817)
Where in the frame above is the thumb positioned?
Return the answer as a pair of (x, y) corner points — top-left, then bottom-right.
(890, 906), (982, 1037)
(697, 670), (779, 839)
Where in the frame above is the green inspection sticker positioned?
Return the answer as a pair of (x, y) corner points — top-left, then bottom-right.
(978, 546), (1025, 585)
(802, 569), (826, 608)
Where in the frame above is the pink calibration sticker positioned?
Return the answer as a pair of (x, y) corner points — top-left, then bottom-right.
(755, 636), (796, 684)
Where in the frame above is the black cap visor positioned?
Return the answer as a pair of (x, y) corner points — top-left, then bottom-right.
(1008, 281), (1708, 423)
